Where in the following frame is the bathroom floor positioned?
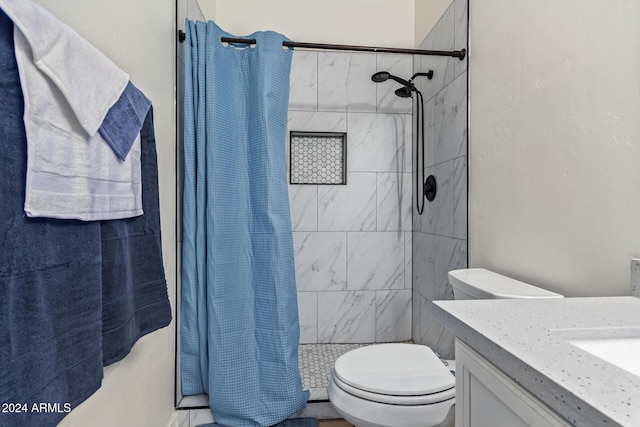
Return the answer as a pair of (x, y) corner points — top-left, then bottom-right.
(318, 421), (353, 427)
(298, 343), (369, 401)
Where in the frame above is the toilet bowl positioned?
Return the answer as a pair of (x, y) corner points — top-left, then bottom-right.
(328, 268), (563, 427)
(328, 343), (455, 427)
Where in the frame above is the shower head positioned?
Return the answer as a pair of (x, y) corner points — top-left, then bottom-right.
(371, 71), (413, 88)
(394, 86), (413, 98)
(371, 71), (391, 83)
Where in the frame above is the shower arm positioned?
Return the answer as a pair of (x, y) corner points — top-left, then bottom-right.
(396, 71), (434, 97)
(409, 71), (434, 82)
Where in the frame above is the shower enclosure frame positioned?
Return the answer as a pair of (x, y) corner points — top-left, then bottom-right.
(173, 0), (470, 411)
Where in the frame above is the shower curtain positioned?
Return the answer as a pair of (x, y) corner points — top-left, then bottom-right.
(181, 20), (309, 426)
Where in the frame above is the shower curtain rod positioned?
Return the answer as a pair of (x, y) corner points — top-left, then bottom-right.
(177, 30), (466, 59)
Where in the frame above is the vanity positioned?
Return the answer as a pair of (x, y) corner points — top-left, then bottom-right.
(434, 297), (640, 427)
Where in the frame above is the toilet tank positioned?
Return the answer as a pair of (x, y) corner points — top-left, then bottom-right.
(448, 268), (564, 300)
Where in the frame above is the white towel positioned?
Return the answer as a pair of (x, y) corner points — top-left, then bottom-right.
(0, 0), (143, 221)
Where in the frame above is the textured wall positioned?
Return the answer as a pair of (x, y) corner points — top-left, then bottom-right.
(414, 0), (454, 47)
(289, 51), (414, 344)
(195, 0), (215, 20)
(412, 0), (468, 360)
(468, 0), (640, 297)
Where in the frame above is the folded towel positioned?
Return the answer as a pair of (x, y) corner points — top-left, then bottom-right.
(0, 11), (104, 426)
(99, 81), (152, 161)
(0, 0), (144, 221)
(0, 0), (127, 135)
(101, 106), (172, 366)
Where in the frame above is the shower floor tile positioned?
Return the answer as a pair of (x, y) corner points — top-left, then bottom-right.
(299, 343), (369, 401)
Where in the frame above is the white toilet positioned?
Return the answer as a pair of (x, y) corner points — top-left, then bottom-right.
(328, 268), (563, 427)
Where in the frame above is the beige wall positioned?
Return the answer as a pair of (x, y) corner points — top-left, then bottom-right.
(469, 0), (640, 297)
(32, 1), (177, 426)
(196, 0), (215, 21)
(209, 0), (414, 48)
(201, 0), (451, 49)
(414, 0), (453, 47)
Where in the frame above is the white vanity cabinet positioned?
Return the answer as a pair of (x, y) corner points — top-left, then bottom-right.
(455, 339), (571, 427)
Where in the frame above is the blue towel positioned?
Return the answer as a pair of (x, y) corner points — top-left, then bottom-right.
(99, 81), (152, 160)
(0, 11), (103, 426)
(181, 20), (309, 426)
(100, 106), (172, 365)
(0, 11), (171, 425)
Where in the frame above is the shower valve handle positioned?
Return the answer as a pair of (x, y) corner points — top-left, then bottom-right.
(424, 175), (437, 202)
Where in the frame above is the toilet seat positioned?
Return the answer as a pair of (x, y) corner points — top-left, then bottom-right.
(332, 372), (455, 405)
(332, 344), (455, 406)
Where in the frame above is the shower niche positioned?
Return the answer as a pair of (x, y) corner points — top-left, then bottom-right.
(289, 131), (347, 185)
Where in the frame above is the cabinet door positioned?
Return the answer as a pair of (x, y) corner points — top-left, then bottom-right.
(455, 339), (570, 427)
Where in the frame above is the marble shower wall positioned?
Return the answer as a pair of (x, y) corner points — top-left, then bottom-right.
(412, 0), (468, 359)
(289, 51), (413, 344)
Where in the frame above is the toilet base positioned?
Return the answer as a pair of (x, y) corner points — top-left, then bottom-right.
(328, 377), (455, 427)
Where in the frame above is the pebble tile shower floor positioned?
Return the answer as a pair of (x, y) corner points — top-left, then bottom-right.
(298, 343), (369, 401)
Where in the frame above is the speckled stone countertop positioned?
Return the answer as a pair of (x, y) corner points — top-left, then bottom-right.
(433, 297), (640, 427)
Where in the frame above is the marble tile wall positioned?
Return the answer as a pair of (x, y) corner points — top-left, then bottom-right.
(412, 0), (468, 360)
(289, 50), (413, 343)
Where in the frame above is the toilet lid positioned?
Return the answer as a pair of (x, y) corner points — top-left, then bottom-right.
(334, 344), (455, 396)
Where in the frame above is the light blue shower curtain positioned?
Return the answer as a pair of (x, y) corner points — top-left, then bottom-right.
(181, 20), (309, 426)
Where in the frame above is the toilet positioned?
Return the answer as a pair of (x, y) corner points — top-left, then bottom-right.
(328, 268), (563, 427)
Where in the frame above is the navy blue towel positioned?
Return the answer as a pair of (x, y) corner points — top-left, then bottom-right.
(99, 81), (152, 160)
(0, 10), (171, 426)
(0, 10), (104, 427)
(100, 106), (172, 365)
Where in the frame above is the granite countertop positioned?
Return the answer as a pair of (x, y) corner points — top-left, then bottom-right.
(433, 296), (640, 427)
